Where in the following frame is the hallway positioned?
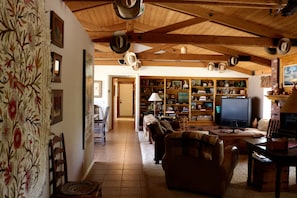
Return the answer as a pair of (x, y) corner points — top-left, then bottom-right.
(86, 120), (147, 198)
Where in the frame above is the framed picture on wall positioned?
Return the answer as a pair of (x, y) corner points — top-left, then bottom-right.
(51, 90), (63, 125)
(51, 52), (62, 82)
(94, 80), (102, 98)
(82, 49), (94, 149)
(50, 11), (64, 48)
(283, 64), (297, 86)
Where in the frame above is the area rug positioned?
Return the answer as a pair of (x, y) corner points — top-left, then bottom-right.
(138, 132), (297, 198)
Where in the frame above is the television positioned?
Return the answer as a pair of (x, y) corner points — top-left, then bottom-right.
(220, 98), (252, 128)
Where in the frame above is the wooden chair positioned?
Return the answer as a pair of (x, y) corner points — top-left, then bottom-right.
(266, 119), (280, 138)
(49, 133), (102, 198)
(94, 106), (109, 143)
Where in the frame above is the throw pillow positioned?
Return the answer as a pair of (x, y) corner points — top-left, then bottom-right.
(257, 119), (269, 131)
(160, 120), (174, 133)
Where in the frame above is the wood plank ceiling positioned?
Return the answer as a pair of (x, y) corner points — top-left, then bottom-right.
(63, 0), (297, 75)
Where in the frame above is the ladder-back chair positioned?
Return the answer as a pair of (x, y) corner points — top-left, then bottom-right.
(49, 133), (102, 197)
(94, 106), (109, 143)
(266, 119), (280, 138)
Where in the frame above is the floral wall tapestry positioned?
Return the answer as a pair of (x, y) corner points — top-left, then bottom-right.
(0, 0), (51, 197)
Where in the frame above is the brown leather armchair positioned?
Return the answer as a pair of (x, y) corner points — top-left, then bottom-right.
(162, 131), (239, 197)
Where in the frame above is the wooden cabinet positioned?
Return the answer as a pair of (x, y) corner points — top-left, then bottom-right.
(139, 77), (248, 127)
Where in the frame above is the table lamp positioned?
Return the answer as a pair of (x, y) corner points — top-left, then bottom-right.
(148, 92), (162, 117)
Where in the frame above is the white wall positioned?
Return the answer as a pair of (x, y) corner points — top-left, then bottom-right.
(46, 0), (94, 182)
(248, 75), (270, 119)
(94, 65), (259, 130)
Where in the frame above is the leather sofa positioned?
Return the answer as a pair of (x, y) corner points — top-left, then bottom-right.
(147, 119), (179, 164)
(162, 131), (239, 197)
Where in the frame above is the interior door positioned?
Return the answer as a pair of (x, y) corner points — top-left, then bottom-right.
(119, 83), (133, 117)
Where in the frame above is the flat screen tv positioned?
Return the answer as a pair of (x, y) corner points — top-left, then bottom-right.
(220, 98), (252, 128)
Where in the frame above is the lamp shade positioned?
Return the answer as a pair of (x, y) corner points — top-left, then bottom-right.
(281, 90), (297, 113)
(148, 93), (162, 102)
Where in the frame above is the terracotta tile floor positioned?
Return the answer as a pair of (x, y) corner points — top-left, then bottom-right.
(86, 119), (147, 198)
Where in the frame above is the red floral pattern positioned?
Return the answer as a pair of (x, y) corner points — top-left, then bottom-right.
(0, 0), (51, 197)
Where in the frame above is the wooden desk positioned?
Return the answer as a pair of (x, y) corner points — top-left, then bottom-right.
(245, 137), (297, 198)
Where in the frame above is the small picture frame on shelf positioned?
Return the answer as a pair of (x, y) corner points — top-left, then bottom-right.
(172, 81), (182, 89)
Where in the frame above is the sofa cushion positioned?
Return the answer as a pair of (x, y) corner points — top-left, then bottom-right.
(257, 119), (269, 131)
(160, 120), (174, 133)
(168, 132), (220, 160)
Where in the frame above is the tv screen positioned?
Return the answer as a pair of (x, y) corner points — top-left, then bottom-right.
(220, 98), (251, 128)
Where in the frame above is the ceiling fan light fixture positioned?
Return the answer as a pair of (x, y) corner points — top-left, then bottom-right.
(281, 0), (297, 16)
(265, 47), (277, 55)
(180, 46), (187, 54)
(118, 59), (125, 65)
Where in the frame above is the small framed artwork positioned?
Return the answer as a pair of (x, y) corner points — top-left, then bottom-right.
(172, 81), (182, 89)
(51, 89), (63, 125)
(50, 11), (64, 48)
(51, 52), (62, 82)
(94, 80), (102, 98)
(282, 64), (297, 86)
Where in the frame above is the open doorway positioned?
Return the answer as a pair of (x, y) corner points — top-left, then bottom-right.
(112, 77), (135, 122)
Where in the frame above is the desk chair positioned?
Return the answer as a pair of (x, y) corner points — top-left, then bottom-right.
(94, 106), (109, 143)
(49, 133), (102, 197)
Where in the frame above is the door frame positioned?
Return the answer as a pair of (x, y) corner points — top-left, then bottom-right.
(112, 77), (135, 122)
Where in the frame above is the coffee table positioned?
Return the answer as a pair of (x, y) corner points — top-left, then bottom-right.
(209, 128), (266, 153)
(245, 137), (297, 198)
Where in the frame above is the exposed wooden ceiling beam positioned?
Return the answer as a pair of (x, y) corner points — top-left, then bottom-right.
(137, 52), (228, 61)
(93, 33), (274, 46)
(63, 0), (286, 9)
(199, 45), (272, 66)
(155, 3), (284, 38)
(147, 17), (208, 33)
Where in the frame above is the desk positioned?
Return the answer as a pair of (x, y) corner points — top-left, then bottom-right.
(245, 137), (297, 198)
